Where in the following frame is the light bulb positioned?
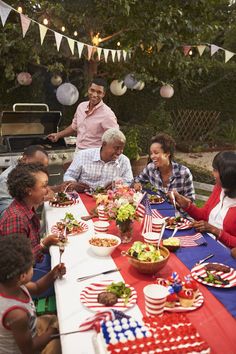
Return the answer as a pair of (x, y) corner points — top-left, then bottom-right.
(98, 38), (102, 43)
(117, 41), (121, 47)
(74, 31), (78, 36)
(61, 26), (66, 32)
(43, 18), (48, 25)
(189, 50), (193, 56)
(17, 6), (23, 13)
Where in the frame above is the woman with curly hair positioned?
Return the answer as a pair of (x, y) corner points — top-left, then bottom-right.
(173, 151), (236, 248)
(0, 235), (65, 354)
(0, 163), (59, 263)
(134, 133), (195, 200)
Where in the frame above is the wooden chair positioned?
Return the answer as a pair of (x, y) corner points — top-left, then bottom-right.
(193, 181), (214, 202)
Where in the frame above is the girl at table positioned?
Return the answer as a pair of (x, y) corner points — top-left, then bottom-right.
(0, 163), (60, 296)
(174, 151), (236, 248)
(134, 133), (195, 201)
(0, 235), (65, 354)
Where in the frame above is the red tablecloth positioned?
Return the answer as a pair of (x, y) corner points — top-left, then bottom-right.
(81, 194), (236, 354)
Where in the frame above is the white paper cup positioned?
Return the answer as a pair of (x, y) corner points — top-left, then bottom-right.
(143, 231), (159, 244)
(152, 218), (164, 233)
(94, 221), (109, 233)
(97, 205), (109, 221)
(143, 284), (168, 316)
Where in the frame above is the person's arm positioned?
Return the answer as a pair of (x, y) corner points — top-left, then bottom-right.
(101, 111), (119, 130)
(63, 154), (82, 182)
(26, 264), (66, 296)
(119, 156), (134, 185)
(134, 165), (152, 185)
(4, 309), (57, 354)
(47, 125), (76, 142)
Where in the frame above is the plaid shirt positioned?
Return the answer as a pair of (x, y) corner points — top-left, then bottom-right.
(135, 161), (195, 201)
(64, 148), (133, 188)
(0, 199), (43, 262)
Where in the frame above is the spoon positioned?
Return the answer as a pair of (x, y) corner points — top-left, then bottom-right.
(157, 221), (166, 251)
(169, 227), (178, 238)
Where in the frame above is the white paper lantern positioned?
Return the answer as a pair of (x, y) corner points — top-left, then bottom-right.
(133, 81), (145, 91)
(160, 84), (174, 98)
(51, 75), (62, 87)
(124, 74), (138, 89)
(56, 83), (79, 106)
(17, 72), (32, 86)
(110, 80), (127, 96)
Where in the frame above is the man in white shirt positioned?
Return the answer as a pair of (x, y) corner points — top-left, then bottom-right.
(64, 128), (133, 192)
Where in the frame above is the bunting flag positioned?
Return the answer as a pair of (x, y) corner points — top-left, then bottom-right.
(87, 45), (93, 60)
(225, 50), (235, 63)
(117, 50), (121, 62)
(67, 37), (75, 55)
(96, 47), (102, 60)
(54, 31), (63, 51)
(123, 50), (127, 61)
(111, 49), (116, 62)
(77, 42), (84, 58)
(211, 44), (220, 56)
(103, 48), (110, 62)
(0, 0), (11, 26)
(197, 45), (206, 57)
(38, 24), (47, 45)
(20, 13), (31, 38)
(183, 45), (191, 56)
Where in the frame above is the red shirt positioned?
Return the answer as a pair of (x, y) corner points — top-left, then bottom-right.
(71, 100), (119, 149)
(186, 185), (236, 248)
(0, 199), (43, 262)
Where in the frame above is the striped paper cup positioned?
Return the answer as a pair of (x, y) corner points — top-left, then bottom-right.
(152, 218), (164, 233)
(143, 284), (168, 316)
(143, 232), (159, 244)
(93, 221), (109, 233)
(97, 205), (109, 221)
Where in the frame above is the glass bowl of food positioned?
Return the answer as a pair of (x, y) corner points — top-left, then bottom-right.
(89, 234), (121, 257)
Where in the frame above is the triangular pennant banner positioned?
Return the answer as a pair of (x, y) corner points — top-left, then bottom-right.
(77, 42), (84, 58)
(111, 49), (116, 62)
(96, 47), (102, 60)
(54, 31), (63, 51)
(157, 42), (163, 52)
(103, 48), (109, 62)
(123, 50), (127, 61)
(0, 0), (11, 26)
(20, 14), (31, 38)
(67, 37), (75, 55)
(211, 44), (220, 56)
(87, 45), (93, 60)
(197, 45), (206, 57)
(117, 50), (121, 62)
(183, 45), (191, 56)
(225, 50), (235, 63)
(38, 24), (47, 45)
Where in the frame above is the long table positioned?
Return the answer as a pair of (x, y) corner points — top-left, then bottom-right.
(45, 194), (236, 354)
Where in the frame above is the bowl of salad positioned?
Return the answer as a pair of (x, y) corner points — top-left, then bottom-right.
(124, 241), (170, 274)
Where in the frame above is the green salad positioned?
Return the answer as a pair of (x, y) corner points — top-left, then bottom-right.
(128, 241), (164, 262)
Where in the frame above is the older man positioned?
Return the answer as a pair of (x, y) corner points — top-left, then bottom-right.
(63, 128), (133, 192)
(48, 78), (119, 151)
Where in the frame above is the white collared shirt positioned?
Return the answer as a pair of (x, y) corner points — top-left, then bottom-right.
(208, 189), (236, 229)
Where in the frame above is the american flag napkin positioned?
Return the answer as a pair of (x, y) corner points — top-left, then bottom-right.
(177, 233), (207, 247)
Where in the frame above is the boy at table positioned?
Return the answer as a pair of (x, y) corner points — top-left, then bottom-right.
(0, 236), (65, 354)
(64, 128), (133, 192)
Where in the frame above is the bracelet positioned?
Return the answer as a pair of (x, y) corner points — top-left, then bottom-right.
(40, 238), (48, 250)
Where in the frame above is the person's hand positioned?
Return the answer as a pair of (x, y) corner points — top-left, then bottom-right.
(47, 133), (60, 142)
(66, 181), (90, 192)
(192, 220), (217, 234)
(133, 182), (142, 192)
(51, 263), (66, 279)
(170, 190), (191, 209)
(43, 234), (60, 248)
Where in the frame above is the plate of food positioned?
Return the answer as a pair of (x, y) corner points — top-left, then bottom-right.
(49, 192), (79, 207)
(85, 187), (106, 197)
(51, 213), (88, 236)
(80, 280), (137, 312)
(191, 262), (236, 288)
(165, 216), (192, 230)
(148, 194), (165, 204)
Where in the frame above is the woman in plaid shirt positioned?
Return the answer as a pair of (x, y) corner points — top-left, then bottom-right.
(134, 133), (195, 201)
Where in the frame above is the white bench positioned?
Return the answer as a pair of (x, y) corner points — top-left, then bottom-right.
(193, 181), (214, 201)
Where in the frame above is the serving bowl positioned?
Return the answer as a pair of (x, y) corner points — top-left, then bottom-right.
(89, 233), (121, 257)
(125, 246), (170, 274)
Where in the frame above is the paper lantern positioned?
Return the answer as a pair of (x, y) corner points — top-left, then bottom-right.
(56, 83), (79, 105)
(51, 75), (62, 87)
(124, 74), (138, 89)
(110, 80), (127, 96)
(160, 84), (174, 98)
(133, 81), (145, 91)
(17, 72), (32, 86)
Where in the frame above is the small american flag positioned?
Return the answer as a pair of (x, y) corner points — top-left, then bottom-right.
(78, 309), (130, 332)
(152, 209), (163, 219)
(136, 193), (153, 235)
(177, 233), (207, 247)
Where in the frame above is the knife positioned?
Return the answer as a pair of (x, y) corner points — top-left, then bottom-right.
(76, 268), (120, 282)
(197, 253), (214, 265)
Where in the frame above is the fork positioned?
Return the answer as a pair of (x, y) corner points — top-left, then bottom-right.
(171, 191), (181, 218)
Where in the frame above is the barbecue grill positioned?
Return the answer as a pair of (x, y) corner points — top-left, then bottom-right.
(0, 103), (75, 184)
